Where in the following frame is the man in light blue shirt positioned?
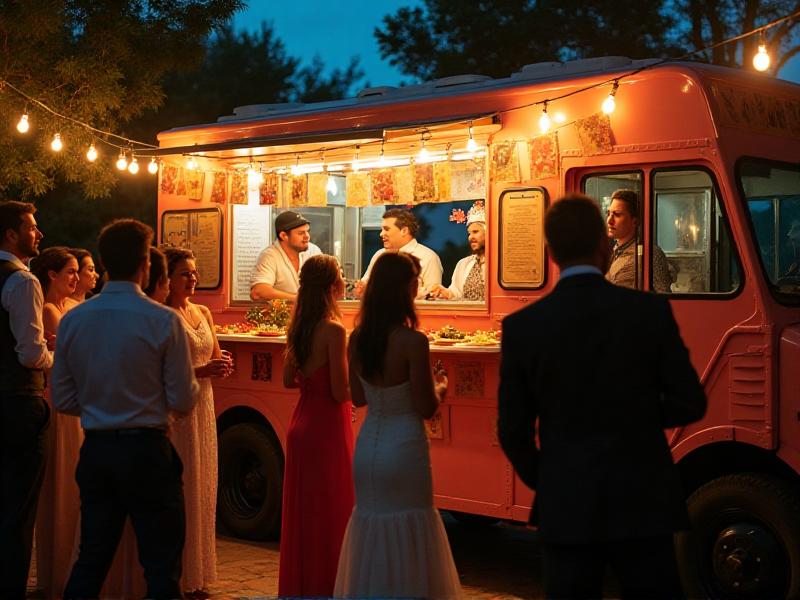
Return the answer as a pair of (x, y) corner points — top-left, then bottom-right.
(52, 219), (198, 600)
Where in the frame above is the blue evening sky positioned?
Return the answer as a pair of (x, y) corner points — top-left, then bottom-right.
(233, 1), (800, 89)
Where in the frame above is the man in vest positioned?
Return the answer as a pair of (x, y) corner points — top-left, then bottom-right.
(0, 200), (52, 599)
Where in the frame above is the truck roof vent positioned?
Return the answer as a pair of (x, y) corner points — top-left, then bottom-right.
(512, 57), (636, 80)
(432, 74), (493, 89)
(219, 103), (306, 121)
(357, 86), (398, 99)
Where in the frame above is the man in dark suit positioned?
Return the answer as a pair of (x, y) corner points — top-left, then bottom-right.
(498, 194), (706, 599)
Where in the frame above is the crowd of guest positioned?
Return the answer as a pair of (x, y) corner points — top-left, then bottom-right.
(0, 193), (704, 600)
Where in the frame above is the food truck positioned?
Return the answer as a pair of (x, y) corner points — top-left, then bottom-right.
(155, 56), (800, 598)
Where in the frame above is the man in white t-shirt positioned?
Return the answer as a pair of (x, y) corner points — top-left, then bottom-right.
(357, 208), (442, 299)
(250, 211), (321, 301)
(430, 202), (486, 301)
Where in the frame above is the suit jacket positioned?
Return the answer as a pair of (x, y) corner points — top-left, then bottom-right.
(498, 273), (706, 544)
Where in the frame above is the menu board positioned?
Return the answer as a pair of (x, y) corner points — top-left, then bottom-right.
(161, 208), (222, 289)
(230, 204), (271, 303)
(499, 188), (546, 289)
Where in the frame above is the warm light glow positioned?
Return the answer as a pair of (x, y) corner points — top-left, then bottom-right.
(247, 164), (262, 187)
(554, 112), (566, 124)
(127, 157), (139, 174)
(466, 124), (478, 152)
(753, 44), (770, 71)
(418, 139), (430, 163)
(50, 133), (63, 152)
(290, 157), (301, 176)
(86, 144), (98, 162)
(147, 157), (159, 174)
(116, 152), (128, 171)
(186, 156), (198, 170)
(538, 107), (551, 134)
(352, 146), (360, 172)
(16, 114), (29, 133)
(602, 93), (616, 114)
(326, 176), (338, 195)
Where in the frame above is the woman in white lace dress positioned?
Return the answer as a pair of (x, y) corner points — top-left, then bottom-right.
(334, 252), (462, 599)
(163, 247), (233, 596)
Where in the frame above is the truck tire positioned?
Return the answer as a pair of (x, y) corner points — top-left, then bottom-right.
(677, 473), (800, 599)
(217, 423), (283, 541)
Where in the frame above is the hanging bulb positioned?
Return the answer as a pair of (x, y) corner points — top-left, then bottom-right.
(86, 144), (98, 162)
(148, 157), (159, 174)
(418, 137), (430, 163)
(466, 124), (478, 153)
(127, 157), (139, 174)
(50, 133), (63, 152)
(116, 151), (128, 171)
(352, 146), (360, 172)
(16, 113), (30, 133)
(290, 155), (301, 176)
(753, 34), (770, 72)
(554, 112), (567, 124)
(247, 162), (262, 186)
(602, 81), (619, 115)
(186, 156), (197, 170)
(538, 103), (551, 134)
(327, 176), (338, 195)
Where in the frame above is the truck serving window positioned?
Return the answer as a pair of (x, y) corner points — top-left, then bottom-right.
(739, 159), (800, 300)
(653, 169), (740, 295)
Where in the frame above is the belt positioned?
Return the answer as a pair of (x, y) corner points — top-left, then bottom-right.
(85, 427), (167, 438)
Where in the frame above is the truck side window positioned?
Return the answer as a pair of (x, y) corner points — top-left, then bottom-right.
(653, 170), (740, 294)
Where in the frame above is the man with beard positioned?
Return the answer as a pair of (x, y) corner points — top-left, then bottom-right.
(0, 200), (52, 598)
(250, 211), (322, 301)
(430, 202), (486, 301)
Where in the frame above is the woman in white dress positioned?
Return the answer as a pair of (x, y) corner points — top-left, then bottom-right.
(334, 252), (462, 599)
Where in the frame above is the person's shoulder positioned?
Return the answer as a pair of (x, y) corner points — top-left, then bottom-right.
(320, 319), (346, 342)
(416, 241), (438, 256)
(306, 242), (322, 255)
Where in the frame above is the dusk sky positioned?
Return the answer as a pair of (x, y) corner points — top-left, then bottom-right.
(233, 1), (800, 90)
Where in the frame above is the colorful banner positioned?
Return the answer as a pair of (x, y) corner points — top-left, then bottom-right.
(490, 141), (520, 183)
(160, 164), (178, 195)
(284, 175), (308, 207)
(230, 171), (248, 205)
(185, 169), (204, 201)
(451, 157), (486, 200)
(210, 172), (227, 204)
(307, 173), (328, 207)
(574, 113), (613, 155)
(258, 172), (279, 205)
(371, 168), (397, 204)
(529, 132), (559, 180)
(346, 172), (370, 207)
(433, 162), (451, 202)
(394, 165), (414, 204)
(413, 163), (435, 203)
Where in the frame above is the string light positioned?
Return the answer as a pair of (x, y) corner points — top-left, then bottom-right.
(602, 81), (619, 115)
(50, 133), (63, 152)
(418, 134), (430, 162)
(352, 146), (360, 172)
(86, 144), (98, 162)
(753, 32), (771, 71)
(186, 155), (197, 170)
(16, 113), (29, 133)
(116, 151), (128, 171)
(290, 155), (301, 176)
(127, 157), (139, 174)
(247, 161), (262, 186)
(466, 123), (478, 153)
(147, 157), (159, 174)
(538, 102), (551, 134)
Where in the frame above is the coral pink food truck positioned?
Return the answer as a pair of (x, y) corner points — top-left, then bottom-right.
(156, 57), (800, 598)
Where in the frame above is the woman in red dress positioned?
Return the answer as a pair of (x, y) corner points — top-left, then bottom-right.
(279, 254), (355, 598)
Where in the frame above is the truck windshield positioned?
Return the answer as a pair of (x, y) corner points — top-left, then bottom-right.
(740, 159), (800, 299)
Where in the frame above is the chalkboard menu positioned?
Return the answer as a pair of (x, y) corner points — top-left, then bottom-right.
(161, 208), (222, 289)
(499, 188), (546, 289)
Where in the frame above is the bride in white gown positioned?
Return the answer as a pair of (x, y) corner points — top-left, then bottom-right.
(334, 252), (462, 599)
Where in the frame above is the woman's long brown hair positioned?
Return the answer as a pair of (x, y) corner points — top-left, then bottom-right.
(286, 254), (342, 369)
(354, 252), (420, 379)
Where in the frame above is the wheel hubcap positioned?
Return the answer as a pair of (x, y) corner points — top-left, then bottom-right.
(711, 522), (785, 598)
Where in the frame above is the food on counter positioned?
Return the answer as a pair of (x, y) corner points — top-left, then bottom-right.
(253, 326), (285, 337)
(428, 326), (500, 346)
(215, 322), (256, 334)
(433, 325), (468, 340)
(245, 299), (292, 329)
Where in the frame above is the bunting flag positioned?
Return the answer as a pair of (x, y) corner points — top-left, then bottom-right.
(433, 161), (452, 202)
(307, 173), (328, 207)
(230, 171), (248, 205)
(258, 172), (279, 205)
(529, 132), (559, 180)
(160, 164), (178, 194)
(175, 168), (187, 196)
(413, 163), (435, 203)
(285, 175), (308, 207)
(371, 168), (396, 204)
(346, 172), (370, 207)
(185, 169), (204, 201)
(491, 141), (521, 183)
(394, 165), (414, 204)
(574, 113), (613, 155)
(451, 157), (486, 200)
(210, 172), (227, 204)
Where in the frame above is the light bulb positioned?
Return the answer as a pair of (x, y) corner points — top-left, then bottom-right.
(290, 158), (301, 175)
(418, 141), (430, 163)
(326, 176), (337, 195)
(16, 114), (29, 133)
(186, 156), (197, 170)
(116, 152), (128, 171)
(538, 108), (551, 134)
(127, 157), (139, 174)
(147, 157), (159, 174)
(86, 144), (98, 162)
(554, 112), (567, 124)
(247, 164), (262, 186)
(602, 93), (616, 115)
(352, 147), (360, 172)
(753, 43), (770, 72)
(50, 133), (63, 152)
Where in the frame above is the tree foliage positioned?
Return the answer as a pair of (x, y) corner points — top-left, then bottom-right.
(376, 0), (799, 81)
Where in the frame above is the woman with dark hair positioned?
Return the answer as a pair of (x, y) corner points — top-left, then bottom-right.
(279, 254), (354, 598)
(334, 252), (461, 599)
(162, 246), (231, 596)
(67, 247), (98, 306)
(144, 246), (169, 303)
(30, 247), (81, 598)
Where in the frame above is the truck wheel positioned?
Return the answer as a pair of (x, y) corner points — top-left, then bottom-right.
(677, 473), (800, 599)
(217, 423), (283, 541)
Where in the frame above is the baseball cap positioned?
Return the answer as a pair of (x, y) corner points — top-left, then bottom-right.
(274, 211), (310, 236)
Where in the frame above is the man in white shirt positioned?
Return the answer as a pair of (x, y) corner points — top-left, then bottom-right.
(358, 208), (443, 299)
(52, 219), (198, 599)
(430, 202), (486, 301)
(0, 200), (52, 599)
(250, 211), (322, 301)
